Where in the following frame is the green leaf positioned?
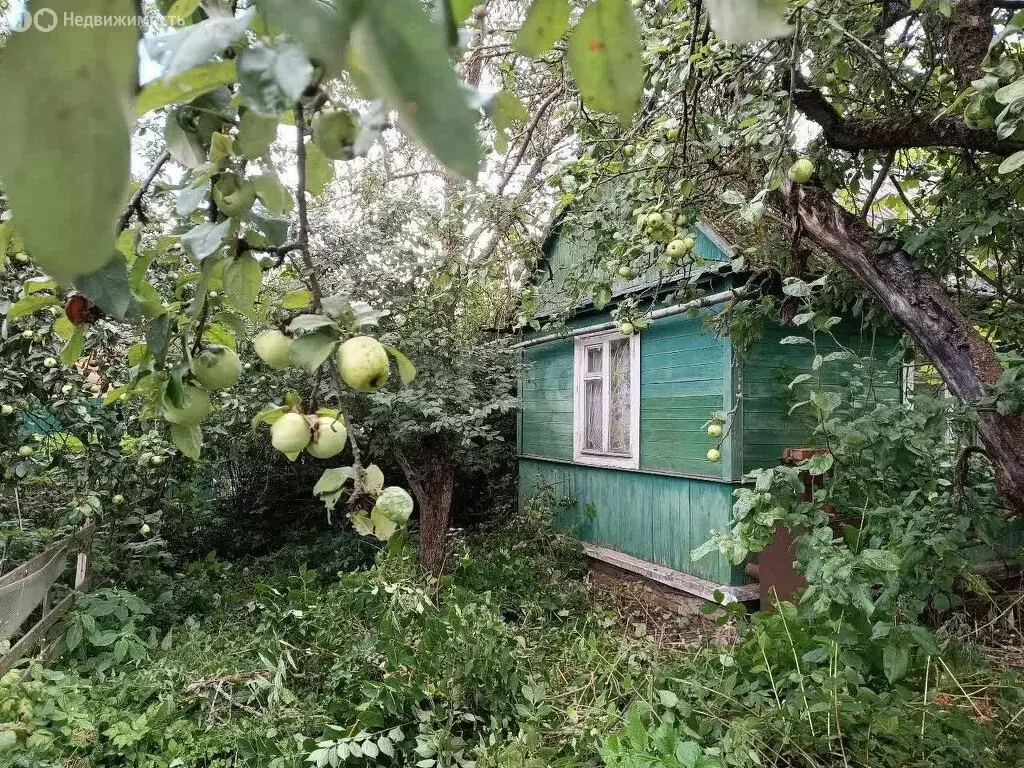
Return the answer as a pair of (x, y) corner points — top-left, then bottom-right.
(238, 43), (314, 115)
(779, 335), (811, 345)
(74, 254), (132, 321)
(906, 623), (941, 655)
(145, 314), (172, 362)
(995, 76), (1024, 105)
(282, 288), (313, 309)
(252, 174), (294, 215)
(146, 7), (255, 77)
(236, 110), (280, 159)
(449, 0), (478, 23)
(259, 0), (366, 76)
(516, 0), (571, 57)
(177, 181), (210, 217)
(171, 423), (203, 460)
(136, 60), (238, 116)
(6, 294), (59, 321)
(181, 220), (232, 262)
(288, 313), (337, 333)
(165, 110), (208, 168)
(860, 548), (901, 572)
(245, 210), (291, 246)
(59, 326), (86, 366)
(382, 343), (417, 384)
(363, 464), (385, 494)
(23, 276), (58, 295)
(491, 90), (529, 130)
(314, 466), (355, 496)
(203, 323), (237, 351)
(706, 0), (792, 43)
(882, 640), (910, 683)
(676, 741), (702, 768)
(223, 254), (263, 315)
(313, 110), (357, 159)
(304, 142), (335, 198)
(166, 0), (202, 24)
(998, 150), (1024, 174)
(567, 0), (644, 125)
(0, 0), (136, 284)
(290, 330), (339, 373)
(369, 507), (399, 540)
(351, 0), (481, 178)
(805, 452), (834, 476)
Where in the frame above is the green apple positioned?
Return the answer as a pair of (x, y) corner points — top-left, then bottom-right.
(708, 423), (723, 438)
(1, 404), (13, 416)
(623, 144), (634, 156)
(18, 445), (34, 457)
(665, 127), (679, 140)
(112, 494), (125, 505)
(61, 384), (73, 395)
(253, 330), (293, 370)
(682, 235), (697, 251)
(21, 329), (33, 339)
(619, 322), (635, 336)
(337, 336), (391, 392)
(194, 345), (242, 390)
(14, 252), (29, 263)
(706, 448), (722, 463)
(43, 357), (57, 368)
(271, 412), (312, 455)
(150, 455), (165, 466)
(617, 265), (634, 279)
(306, 416), (347, 459)
(788, 157), (815, 183)
(162, 385), (211, 426)
(666, 239), (686, 257)
(140, 523), (151, 536)
(213, 174), (257, 217)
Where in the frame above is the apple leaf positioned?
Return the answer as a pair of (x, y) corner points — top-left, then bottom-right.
(369, 508), (398, 540)
(136, 60), (238, 117)
(177, 182), (210, 217)
(181, 220), (232, 263)
(259, 0), (366, 76)
(251, 404), (289, 430)
(567, 0), (644, 126)
(146, 7), (255, 77)
(238, 43), (314, 115)
(7, 295), (60, 321)
(59, 326), (86, 366)
(313, 466), (356, 496)
(282, 289), (313, 309)
(363, 464), (385, 495)
(170, 423), (203, 460)
(74, 254), (132, 321)
(165, 111), (208, 168)
(382, 344), (417, 385)
(516, 0), (571, 57)
(351, 0), (480, 179)
(289, 314), (338, 333)
(166, 0), (201, 24)
(290, 330), (339, 373)
(0, 0), (136, 284)
(304, 142), (335, 198)
(223, 254), (263, 316)
(252, 174), (294, 215)
(236, 111), (280, 159)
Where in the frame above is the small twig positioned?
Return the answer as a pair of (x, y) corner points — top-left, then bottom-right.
(117, 150), (171, 233)
(859, 151), (896, 218)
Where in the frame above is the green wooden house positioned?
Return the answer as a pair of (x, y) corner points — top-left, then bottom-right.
(516, 220), (901, 601)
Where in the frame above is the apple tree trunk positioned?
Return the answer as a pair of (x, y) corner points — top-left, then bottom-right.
(393, 437), (456, 576)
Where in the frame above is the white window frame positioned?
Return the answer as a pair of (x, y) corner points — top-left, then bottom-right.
(573, 330), (640, 469)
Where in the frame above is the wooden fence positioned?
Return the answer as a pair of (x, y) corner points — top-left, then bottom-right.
(0, 523), (94, 676)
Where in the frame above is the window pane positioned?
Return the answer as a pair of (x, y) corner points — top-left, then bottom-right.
(608, 338), (631, 453)
(584, 379), (603, 450)
(586, 346), (603, 374)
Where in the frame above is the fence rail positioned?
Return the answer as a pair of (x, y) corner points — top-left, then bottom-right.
(0, 523), (94, 676)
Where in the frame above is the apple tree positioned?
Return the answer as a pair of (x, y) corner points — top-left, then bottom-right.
(0, 0), (646, 551)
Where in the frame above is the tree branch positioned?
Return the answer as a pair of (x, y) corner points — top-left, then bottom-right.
(117, 150), (171, 233)
(771, 176), (1024, 516)
(791, 72), (1024, 156)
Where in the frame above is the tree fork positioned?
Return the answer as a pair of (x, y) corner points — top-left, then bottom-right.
(773, 177), (1024, 516)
